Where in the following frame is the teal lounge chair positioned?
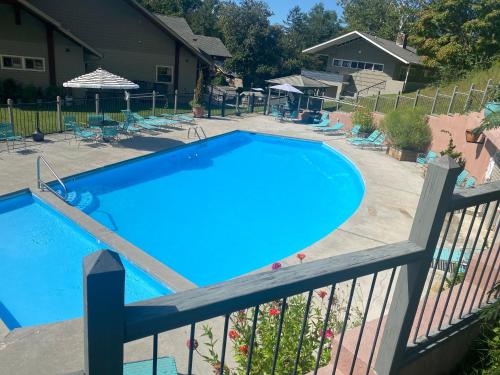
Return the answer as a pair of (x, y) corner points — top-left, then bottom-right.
(464, 176), (476, 188)
(314, 117), (331, 128)
(101, 125), (119, 142)
(348, 129), (380, 144)
(358, 133), (386, 149)
(87, 114), (104, 128)
(315, 122), (345, 134)
(286, 109), (299, 120)
(0, 122), (26, 152)
(416, 151), (437, 165)
(270, 106), (283, 120)
(123, 110), (174, 128)
(118, 120), (141, 136)
(313, 112), (330, 124)
(73, 125), (97, 146)
(124, 356), (177, 375)
(456, 170), (469, 187)
(350, 124), (361, 137)
(162, 112), (193, 124)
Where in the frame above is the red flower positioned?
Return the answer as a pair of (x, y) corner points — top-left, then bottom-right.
(186, 339), (198, 350)
(272, 262), (282, 270)
(296, 253), (306, 262)
(269, 308), (280, 316)
(317, 290), (328, 299)
(239, 345), (249, 355)
(229, 330), (240, 339)
(325, 328), (333, 339)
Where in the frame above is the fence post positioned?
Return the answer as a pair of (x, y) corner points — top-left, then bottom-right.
(394, 92), (400, 110)
(7, 98), (14, 127)
(221, 92), (226, 117)
(306, 96), (310, 110)
(463, 83), (475, 112)
(373, 91), (380, 112)
(236, 93), (241, 114)
(56, 96), (62, 132)
(250, 93), (255, 113)
(84, 250), (125, 375)
(152, 90), (156, 116)
(125, 92), (130, 112)
(95, 93), (100, 114)
(430, 88), (439, 115)
(447, 86), (458, 115)
(375, 157), (461, 375)
(174, 89), (178, 114)
(413, 90), (420, 109)
(265, 88), (271, 115)
(480, 79), (492, 107)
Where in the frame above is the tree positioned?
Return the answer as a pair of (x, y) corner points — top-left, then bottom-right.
(410, 0), (500, 79)
(140, 0), (201, 15)
(188, 0), (222, 36)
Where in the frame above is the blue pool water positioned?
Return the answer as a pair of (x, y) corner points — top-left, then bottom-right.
(64, 132), (365, 286)
(0, 193), (170, 329)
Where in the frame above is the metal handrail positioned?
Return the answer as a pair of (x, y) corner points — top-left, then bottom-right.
(37, 155), (68, 201)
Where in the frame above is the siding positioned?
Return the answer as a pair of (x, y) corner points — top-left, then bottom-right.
(53, 32), (85, 86)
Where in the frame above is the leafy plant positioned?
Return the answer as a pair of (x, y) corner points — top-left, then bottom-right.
(440, 130), (466, 167)
(190, 70), (204, 108)
(380, 109), (432, 151)
(352, 107), (375, 133)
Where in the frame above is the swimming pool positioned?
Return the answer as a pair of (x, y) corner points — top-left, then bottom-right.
(0, 192), (170, 329)
(62, 131), (365, 286)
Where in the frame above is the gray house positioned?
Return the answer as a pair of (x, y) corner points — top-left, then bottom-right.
(303, 31), (432, 96)
(0, 0), (229, 95)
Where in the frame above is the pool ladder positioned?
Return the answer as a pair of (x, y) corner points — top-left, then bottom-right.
(187, 125), (207, 140)
(37, 156), (68, 201)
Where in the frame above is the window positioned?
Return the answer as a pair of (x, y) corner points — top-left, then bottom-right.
(342, 60), (350, 67)
(333, 59), (341, 67)
(350, 61), (358, 68)
(357, 62), (365, 69)
(1, 55), (45, 71)
(156, 65), (173, 83)
(364, 62), (373, 70)
(331, 58), (384, 72)
(373, 64), (384, 72)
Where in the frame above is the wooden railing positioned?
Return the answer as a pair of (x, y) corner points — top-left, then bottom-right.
(81, 157), (500, 375)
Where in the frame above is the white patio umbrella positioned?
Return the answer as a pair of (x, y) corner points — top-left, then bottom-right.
(269, 84), (303, 116)
(63, 68), (139, 122)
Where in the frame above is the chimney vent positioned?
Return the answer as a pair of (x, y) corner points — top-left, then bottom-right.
(396, 32), (408, 49)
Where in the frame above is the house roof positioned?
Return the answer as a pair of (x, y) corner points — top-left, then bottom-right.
(303, 30), (422, 65)
(155, 15), (231, 58)
(266, 74), (331, 89)
(15, 0), (102, 57)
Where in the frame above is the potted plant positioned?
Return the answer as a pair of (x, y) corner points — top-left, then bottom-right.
(467, 84), (499, 142)
(381, 109), (432, 161)
(351, 107), (375, 137)
(189, 71), (205, 118)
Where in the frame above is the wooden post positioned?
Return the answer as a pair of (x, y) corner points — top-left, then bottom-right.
(95, 93), (100, 114)
(56, 95), (62, 132)
(250, 93), (255, 113)
(221, 92), (226, 117)
(480, 79), (492, 107)
(394, 92), (400, 110)
(430, 88), (439, 115)
(207, 86), (213, 118)
(152, 90), (156, 116)
(463, 83), (475, 112)
(174, 89), (178, 114)
(373, 91), (380, 112)
(125, 92), (130, 112)
(84, 250), (125, 375)
(413, 90), (420, 109)
(7, 98), (14, 127)
(375, 157), (461, 375)
(306, 96), (310, 110)
(236, 93), (240, 113)
(447, 86), (458, 115)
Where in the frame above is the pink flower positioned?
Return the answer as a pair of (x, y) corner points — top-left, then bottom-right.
(239, 344), (248, 355)
(296, 253), (306, 262)
(229, 330), (240, 339)
(186, 339), (198, 350)
(272, 262), (282, 270)
(317, 290), (328, 299)
(325, 328), (333, 339)
(269, 308), (280, 316)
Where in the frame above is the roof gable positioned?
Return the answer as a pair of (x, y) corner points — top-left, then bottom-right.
(303, 30), (421, 65)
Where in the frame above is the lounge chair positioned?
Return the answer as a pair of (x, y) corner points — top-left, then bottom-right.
(456, 170), (469, 187)
(348, 129), (380, 144)
(286, 110), (299, 120)
(350, 124), (361, 137)
(123, 110), (175, 128)
(87, 114), (105, 128)
(101, 125), (120, 142)
(313, 112), (330, 124)
(358, 133), (386, 149)
(315, 121), (345, 134)
(161, 112), (194, 124)
(123, 356), (177, 375)
(416, 151), (437, 165)
(118, 120), (141, 136)
(463, 176), (476, 188)
(270, 106), (283, 120)
(73, 125), (98, 146)
(313, 117), (331, 128)
(0, 122), (26, 152)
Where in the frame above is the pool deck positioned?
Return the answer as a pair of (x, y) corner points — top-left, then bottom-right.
(0, 114), (424, 374)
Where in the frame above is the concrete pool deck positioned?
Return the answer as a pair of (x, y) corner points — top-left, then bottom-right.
(0, 114), (424, 374)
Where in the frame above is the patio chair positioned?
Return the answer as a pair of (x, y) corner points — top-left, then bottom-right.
(101, 125), (120, 142)
(416, 150), (438, 166)
(123, 356), (177, 375)
(313, 117), (331, 128)
(87, 114), (104, 128)
(350, 124), (361, 137)
(161, 112), (194, 124)
(463, 176), (476, 188)
(0, 122), (26, 152)
(313, 112), (330, 124)
(118, 120), (141, 136)
(270, 106), (283, 120)
(286, 109), (299, 120)
(63, 116), (79, 140)
(73, 124), (98, 146)
(456, 170), (469, 187)
(358, 133), (386, 149)
(122, 110), (173, 128)
(315, 122), (345, 134)
(348, 129), (380, 144)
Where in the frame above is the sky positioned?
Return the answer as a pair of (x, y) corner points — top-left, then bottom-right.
(266, 0), (343, 24)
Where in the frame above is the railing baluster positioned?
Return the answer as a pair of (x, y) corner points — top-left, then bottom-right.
(246, 305), (260, 375)
(314, 285), (337, 375)
(413, 212), (454, 342)
(219, 314), (230, 375)
(152, 334), (158, 375)
(460, 201), (499, 318)
(187, 323), (195, 375)
(467, 202), (500, 314)
(366, 268), (396, 375)
(349, 273), (377, 375)
(448, 203), (488, 323)
(477, 222), (500, 307)
(425, 209), (466, 337)
(271, 298), (288, 375)
(293, 290), (313, 374)
(332, 278), (357, 375)
(438, 205), (479, 329)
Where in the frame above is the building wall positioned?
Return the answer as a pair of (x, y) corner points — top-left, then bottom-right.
(53, 32), (85, 86)
(29, 0), (200, 93)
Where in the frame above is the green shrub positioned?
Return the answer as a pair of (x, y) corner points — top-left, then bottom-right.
(352, 107), (375, 133)
(440, 130), (466, 167)
(381, 109), (432, 151)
